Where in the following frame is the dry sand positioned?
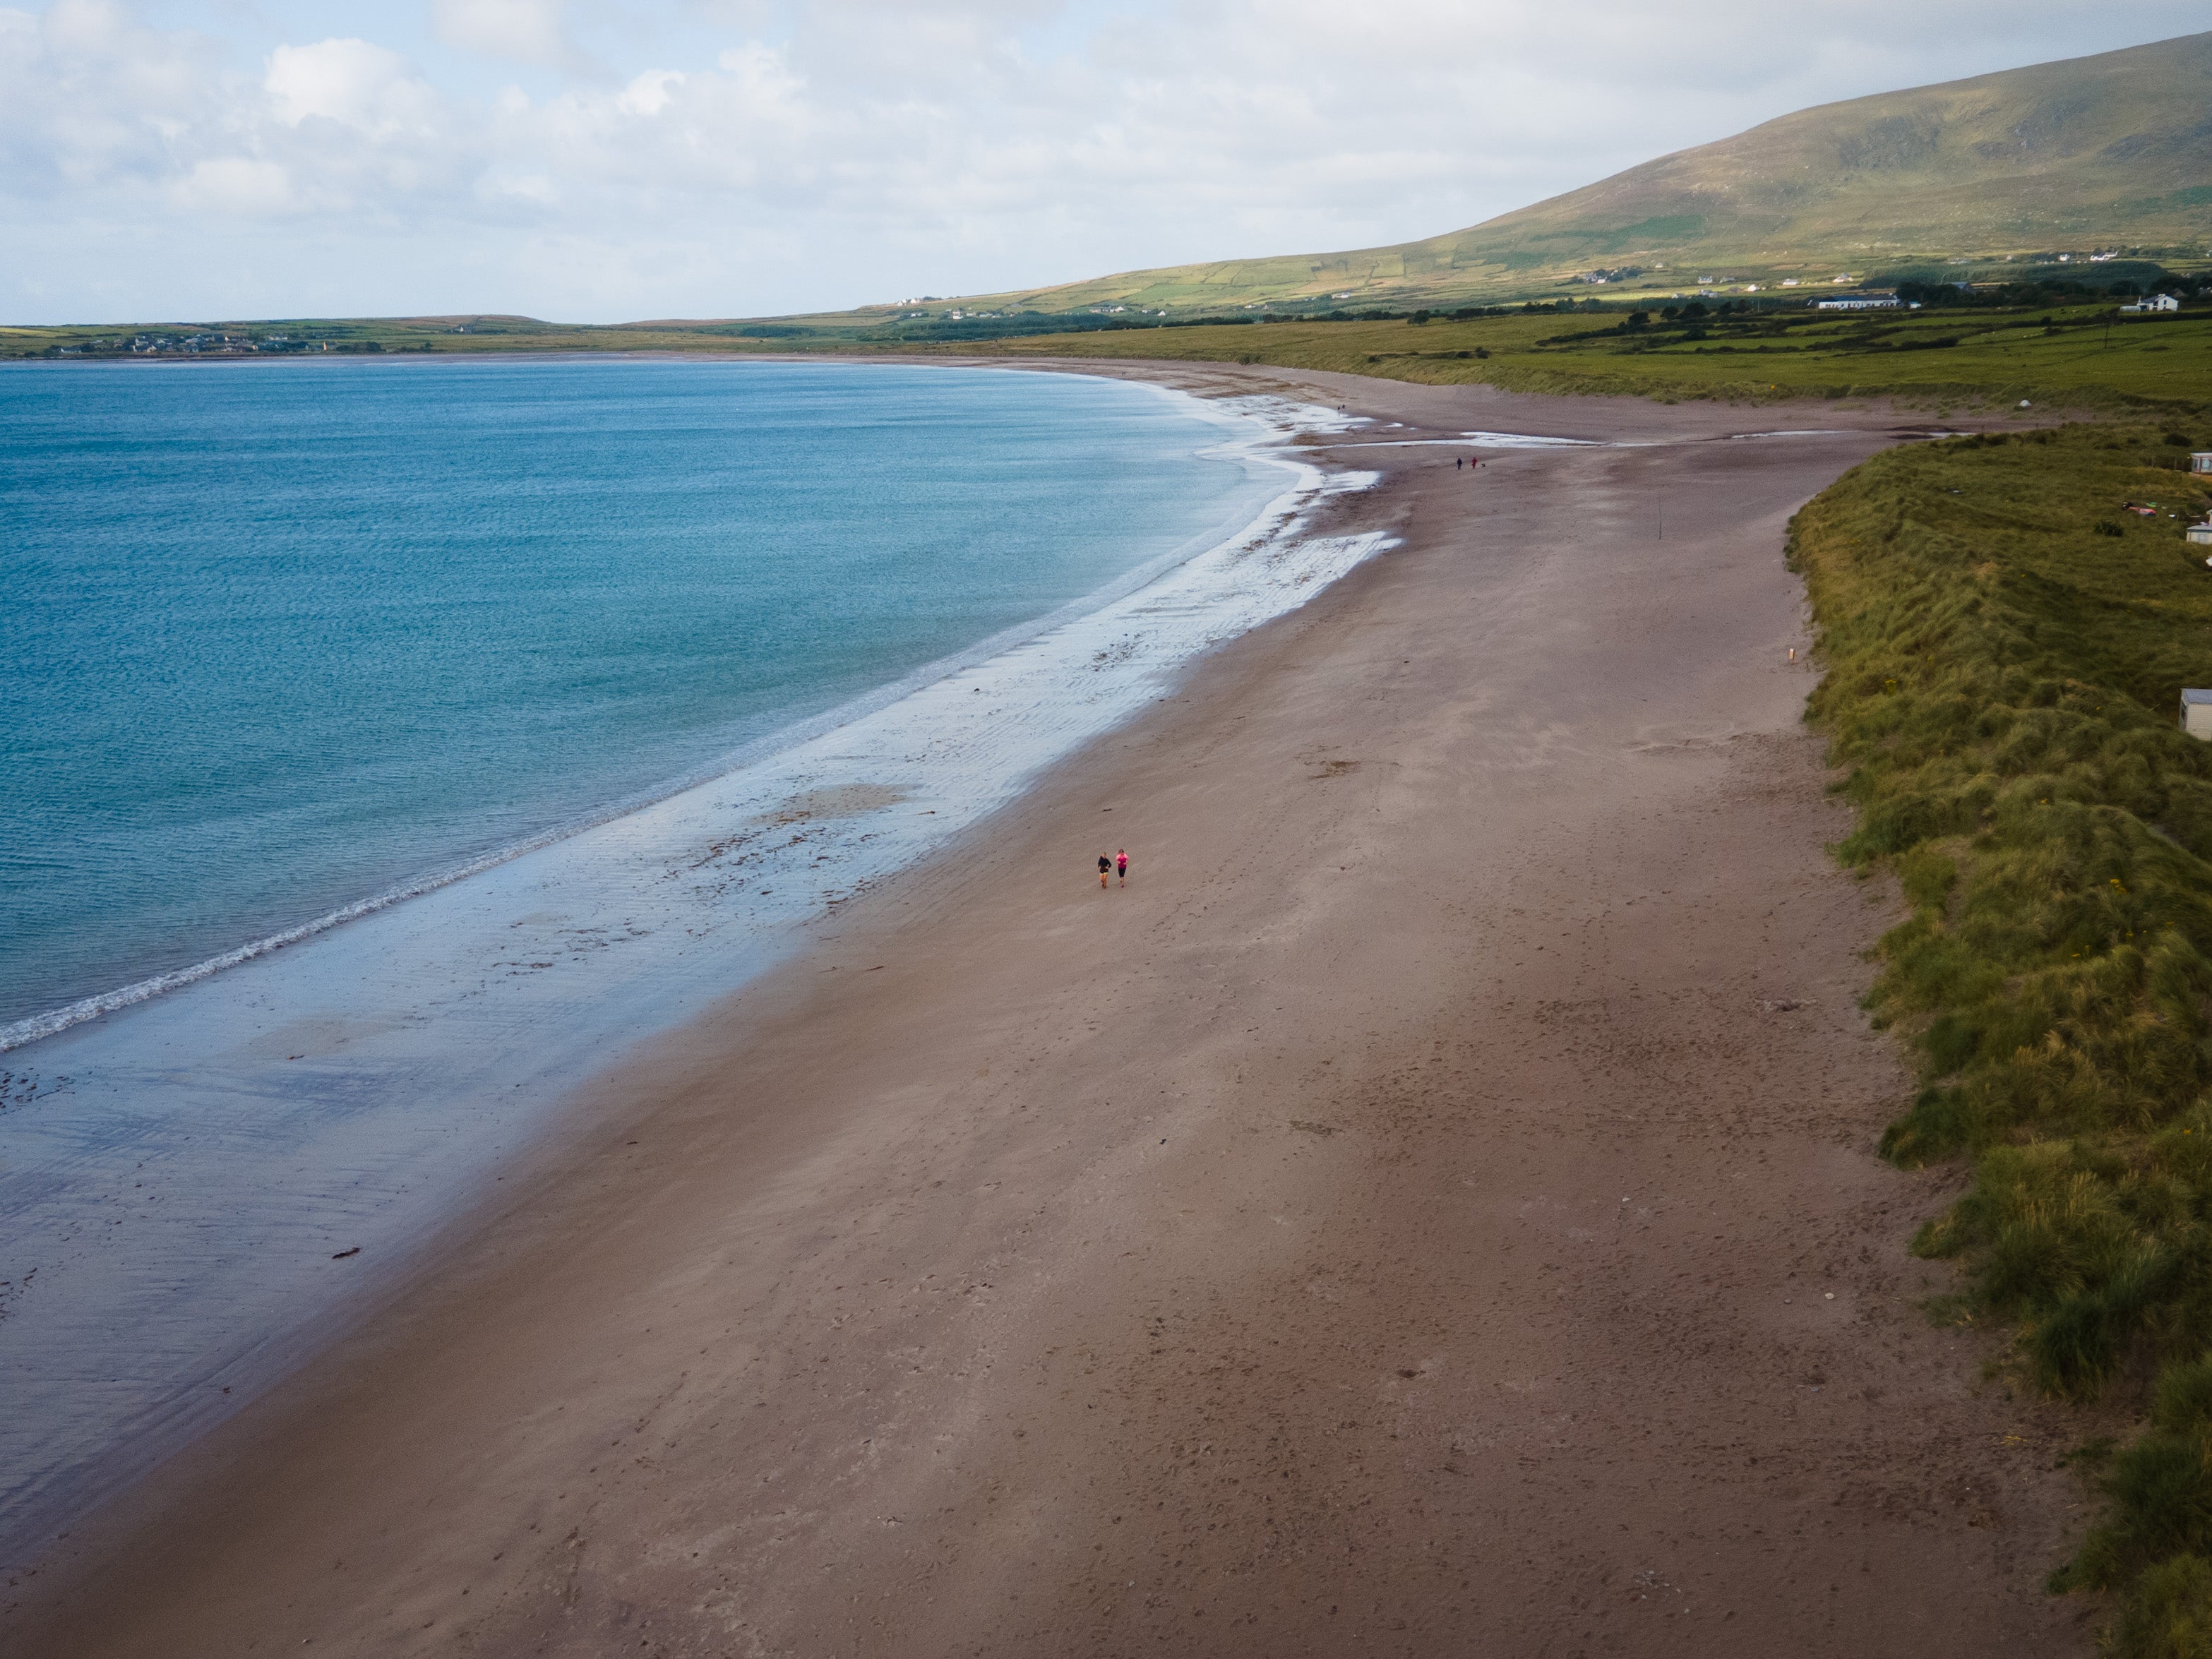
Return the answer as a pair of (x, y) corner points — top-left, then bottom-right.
(8, 367), (2096, 1656)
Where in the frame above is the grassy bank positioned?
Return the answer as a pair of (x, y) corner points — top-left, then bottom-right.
(1792, 420), (2212, 1651)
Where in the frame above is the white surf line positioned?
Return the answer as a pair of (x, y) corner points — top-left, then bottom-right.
(1296, 424), (1915, 455)
(0, 381), (1388, 1567)
(1460, 430), (1604, 447)
(1323, 430), (1603, 450)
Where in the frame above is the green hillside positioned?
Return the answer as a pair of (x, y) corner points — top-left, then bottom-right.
(966, 30), (2212, 316)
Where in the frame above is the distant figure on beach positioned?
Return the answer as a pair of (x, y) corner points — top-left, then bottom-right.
(1099, 854), (1111, 888)
(1116, 850), (1129, 886)
(1456, 456), (1463, 469)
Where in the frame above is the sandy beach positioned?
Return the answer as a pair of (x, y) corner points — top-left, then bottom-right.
(6, 366), (2095, 1656)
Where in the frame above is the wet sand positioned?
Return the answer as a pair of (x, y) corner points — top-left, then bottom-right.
(6, 368), (2095, 1656)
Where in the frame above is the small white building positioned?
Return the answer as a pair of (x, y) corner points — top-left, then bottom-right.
(1815, 293), (1903, 310)
(2190, 522), (2212, 547)
(2184, 688), (2212, 739)
(2191, 453), (2212, 474)
(2120, 294), (2181, 313)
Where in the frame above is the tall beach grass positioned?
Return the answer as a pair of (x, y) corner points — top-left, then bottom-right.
(1794, 419), (2212, 1651)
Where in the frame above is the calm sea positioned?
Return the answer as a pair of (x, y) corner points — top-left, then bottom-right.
(0, 357), (1267, 1029)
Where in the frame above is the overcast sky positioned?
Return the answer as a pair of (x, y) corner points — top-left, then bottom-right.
(3, 1), (2202, 325)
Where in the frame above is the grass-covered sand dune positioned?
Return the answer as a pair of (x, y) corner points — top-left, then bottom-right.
(1795, 424), (2212, 1654)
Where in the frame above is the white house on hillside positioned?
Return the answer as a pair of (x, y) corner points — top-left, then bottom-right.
(2120, 294), (2181, 313)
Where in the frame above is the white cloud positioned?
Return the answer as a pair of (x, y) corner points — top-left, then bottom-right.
(431, 0), (587, 71)
(266, 40), (440, 138)
(615, 68), (685, 116)
(171, 156), (295, 217)
(714, 42), (804, 105)
(479, 168), (560, 205)
(0, 1), (2205, 322)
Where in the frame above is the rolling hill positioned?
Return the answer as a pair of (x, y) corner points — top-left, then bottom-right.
(935, 30), (2212, 317)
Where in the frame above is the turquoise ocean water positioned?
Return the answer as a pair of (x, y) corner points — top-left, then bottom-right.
(0, 358), (1266, 1031)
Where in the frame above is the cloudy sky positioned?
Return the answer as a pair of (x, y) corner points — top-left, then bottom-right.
(3, 1), (2203, 325)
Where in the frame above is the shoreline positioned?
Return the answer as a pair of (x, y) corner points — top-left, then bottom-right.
(0, 360), (1301, 1053)
(0, 370), (1378, 1569)
(8, 366), (2095, 1657)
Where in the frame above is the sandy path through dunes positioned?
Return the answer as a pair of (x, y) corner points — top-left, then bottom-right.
(9, 378), (2093, 1657)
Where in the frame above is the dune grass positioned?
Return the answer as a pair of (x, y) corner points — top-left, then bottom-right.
(1790, 419), (2212, 1650)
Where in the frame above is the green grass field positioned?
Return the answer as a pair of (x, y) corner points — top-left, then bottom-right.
(957, 303), (2212, 411)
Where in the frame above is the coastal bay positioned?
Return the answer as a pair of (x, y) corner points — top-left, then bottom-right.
(6, 368), (2091, 1657)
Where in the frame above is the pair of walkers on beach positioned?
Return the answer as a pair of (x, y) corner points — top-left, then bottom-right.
(1098, 850), (1128, 888)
